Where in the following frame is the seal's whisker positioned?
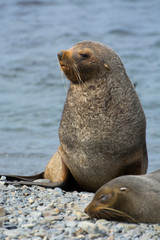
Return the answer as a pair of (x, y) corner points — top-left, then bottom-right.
(72, 63), (80, 84)
(60, 69), (67, 93)
(72, 62), (81, 84)
(72, 61), (86, 87)
(99, 208), (138, 223)
(99, 209), (114, 220)
(74, 64), (82, 83)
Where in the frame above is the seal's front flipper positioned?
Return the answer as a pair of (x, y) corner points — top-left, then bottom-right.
(0, 172), (44, 182)
(4, 179), (68, 189)
(1, 170), (77, 190)
(1, 168), (78, 191)
(43, 146), (79, 191)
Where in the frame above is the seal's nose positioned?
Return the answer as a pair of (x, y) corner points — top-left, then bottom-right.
(57, 51), (63, 61)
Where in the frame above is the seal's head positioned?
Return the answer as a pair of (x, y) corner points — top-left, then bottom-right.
(57, 41), (123, 84)
(85, 184), (138, 223)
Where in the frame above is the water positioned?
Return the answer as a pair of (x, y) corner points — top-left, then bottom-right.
(0, 0), (160, 175)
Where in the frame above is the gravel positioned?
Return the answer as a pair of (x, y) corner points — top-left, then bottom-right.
(0, 179), (160, 240)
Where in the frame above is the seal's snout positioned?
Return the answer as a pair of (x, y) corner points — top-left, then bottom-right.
(58, 51), (63, 61)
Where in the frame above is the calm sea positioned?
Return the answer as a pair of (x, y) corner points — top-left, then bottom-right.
(0, 0), (160, 175)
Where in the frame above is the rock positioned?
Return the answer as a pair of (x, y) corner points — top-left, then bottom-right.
(3, 229), (22, 238)
(74, 234), (86, 239)
(50, 233), (64, 240)
(78, 221), (98, 234)
(52, 187), (63, 195)
(42, 215), (63, 223)
(0, 176), (6, 181)
(107, 236), (114, 240)
(7, 185), (16, 190)
(65, 220), (77, 228)
(0, 216), (8, 223)
(28, 198), (34, 204)
(21, 223), (35, 229)
(0, 181), (5, 186)
(114, 223), (126, 233)
(97, 224), (110, 236)
(74, 228), (84, 236)
(30, 211), (42, 218)
(88, 233), (103, 239)
(0, 207), (5, 217)
(153, 225), (160, 231)
(34, 229), (48, 237)
(43, 208), (60, 217)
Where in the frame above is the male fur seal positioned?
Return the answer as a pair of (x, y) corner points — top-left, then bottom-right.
(1, 41), (148, 191)
(85, 170), (160, 223)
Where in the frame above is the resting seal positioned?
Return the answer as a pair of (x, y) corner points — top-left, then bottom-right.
(85, 170), (160, 223)
(1, 41), (148, 191)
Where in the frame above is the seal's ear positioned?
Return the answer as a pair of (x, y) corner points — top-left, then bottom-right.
(120, 187), (128, 192)
(104, 63), (110, 71)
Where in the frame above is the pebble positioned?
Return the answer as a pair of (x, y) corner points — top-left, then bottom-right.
(0, 176), (6, 181)
(0, 182), (160, 240)
(0, 207), (5, 217)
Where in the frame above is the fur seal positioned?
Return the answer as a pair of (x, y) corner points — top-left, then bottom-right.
(1, 41), (148, 191)
(85, 170), (160, 223)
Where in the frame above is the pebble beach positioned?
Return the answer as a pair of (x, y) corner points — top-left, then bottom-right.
(0, 179), (160, 240)
(1, 2), (160, 239)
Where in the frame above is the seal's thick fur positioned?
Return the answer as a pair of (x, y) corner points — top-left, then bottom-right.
(46, 41), (147, 191)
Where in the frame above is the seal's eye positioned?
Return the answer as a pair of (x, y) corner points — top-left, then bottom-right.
(98, 194), (110, 202)
(80, 53), (90, 58)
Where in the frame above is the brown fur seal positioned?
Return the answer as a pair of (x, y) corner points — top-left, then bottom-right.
(85, 170), (160, 223)
(1, 41), (148, 191)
